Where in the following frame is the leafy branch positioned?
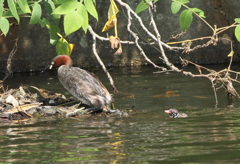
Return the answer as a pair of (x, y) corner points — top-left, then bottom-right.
(0, 0), (98, 55)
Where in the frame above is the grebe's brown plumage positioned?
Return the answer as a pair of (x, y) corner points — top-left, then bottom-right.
(51, 55), (113, 112)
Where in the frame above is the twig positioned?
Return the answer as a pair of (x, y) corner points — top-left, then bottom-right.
(115, 0), (181, 51)
(88, 25), (118, 93)
(210, 79), (218, 108)
(125, 7), (166, 70)
(148, 6), (180, 72)
(3, 38), (18, 81)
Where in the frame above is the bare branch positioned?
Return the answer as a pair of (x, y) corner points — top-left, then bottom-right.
(125, 7), (166, 70)
(88, 25), (118, 93)
(115, 0), (183, 51)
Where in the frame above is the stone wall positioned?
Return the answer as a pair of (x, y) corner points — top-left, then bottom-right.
(0, 0), (240, 72)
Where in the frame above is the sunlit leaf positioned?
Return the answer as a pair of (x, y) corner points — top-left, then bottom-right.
(227, 51), (234, 57)
(171, 1), (181, 14)
(30, 3), (42, 24)
(17, 0), (31, 13)
(198, 11), (205, 18)
(7, 0), (20, 23)
(108, 0), (119, 18)
(235, 25), (240, 42)
(68, 44), (75, 54)
(180, 9), (192, 31)
(102, 15), (117, 32)
(0, 0), (4, 17)
(0, 18), (10, 36)
(235, 18), (240, 23)
(191, 8), (205, 18)
(102, 0), (119, 32)
(191, 8), (202, 12)
(77, 4), (88, 33)
(52, 0), (79, 15)
(56, 37), (74, 55)
(64, 11), (83, 36)
(84, 0), (98, 21)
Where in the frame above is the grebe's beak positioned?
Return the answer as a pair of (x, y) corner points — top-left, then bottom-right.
(49, 62), (54, 69)
(41, 62), (54, 73)
(165, 110), (171, 114)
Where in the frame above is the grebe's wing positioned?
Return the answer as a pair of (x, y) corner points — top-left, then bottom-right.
(70, 67), (110, 96)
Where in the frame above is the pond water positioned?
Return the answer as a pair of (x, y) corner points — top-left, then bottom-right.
(1, 65), (240, 163)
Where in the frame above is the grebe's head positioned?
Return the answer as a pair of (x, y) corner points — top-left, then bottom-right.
(165, 108), (179, 118)
(50, 55), (72, 69)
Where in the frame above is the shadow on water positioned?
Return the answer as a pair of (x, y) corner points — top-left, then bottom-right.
(1, 64), (240, 163)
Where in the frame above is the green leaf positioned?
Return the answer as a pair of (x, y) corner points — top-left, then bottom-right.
(235, 25), (240, 42)
(78, 4), (88, 33)
(7, 0), (20, 23)
(235, 18), (240, 23)
(30, 3), (42, 24)
(174, 0), (189, 4)
(2, 10), (13, 18)
(17, 0), (31, 13)
(44, 0), (60, 25)
(42, 18), (61, 44)
(180, 9), (192, 31)
(135, 0), (148, 14)
(56, 38), (71, 55)
(64, 11), (83, 36)
(0, 18), (10, 36)
(52, 0), (79, 15)
(38, 19), (46, 28)
(84, 0), (98, 21)
(191, 8), (202, 13)
(55, 0), (75, 5)
(50, 32), (58, 45)
(49, 25), (60, 45)
(0, 0), (4, 17)
(191, 8), (205, 18)
(198, 11), (205, 18)
(171, 1), (181, 14)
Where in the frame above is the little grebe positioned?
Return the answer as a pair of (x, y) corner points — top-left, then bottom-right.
(165, 108), (188, 118)
(50, 55), (114, 113)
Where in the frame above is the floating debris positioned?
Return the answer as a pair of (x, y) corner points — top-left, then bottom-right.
(0, 85), (127, 121)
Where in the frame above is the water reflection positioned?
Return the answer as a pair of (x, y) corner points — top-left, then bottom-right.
(1, 65), (240, 163)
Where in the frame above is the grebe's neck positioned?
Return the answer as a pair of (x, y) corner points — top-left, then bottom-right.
(52, 55), (72, 67)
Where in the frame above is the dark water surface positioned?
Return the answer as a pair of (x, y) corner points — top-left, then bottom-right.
(1, 65), (240, 163)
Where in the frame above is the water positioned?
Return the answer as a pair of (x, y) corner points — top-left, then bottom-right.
(1, 65), (240, 163)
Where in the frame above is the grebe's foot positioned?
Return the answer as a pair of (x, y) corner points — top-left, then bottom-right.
(106, 108), (129, 117)
(85, 107), (102, 113)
